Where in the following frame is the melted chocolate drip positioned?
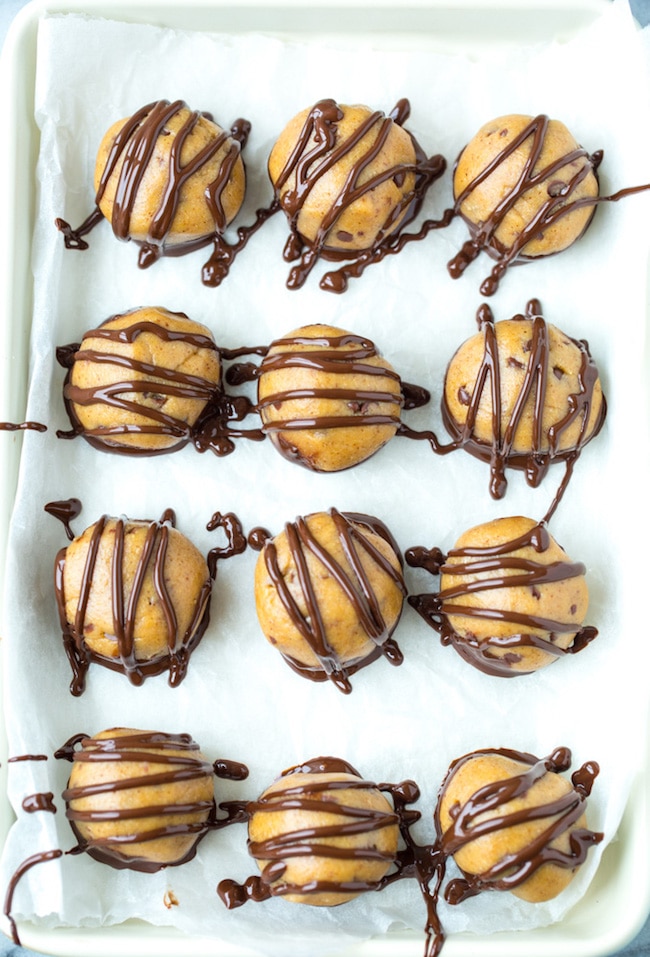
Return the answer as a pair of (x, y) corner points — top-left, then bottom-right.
(21, 793), (57, 814)
(407, 521), (598, 677)
(247, 527), (272, 552)
(55, 100), (254, 286)
(400, 299), (606, 517)
(2, 850), (63, 944)
(51, 508), (213, 695)
(206, 511), (247, 578)
(271, 98), (446, 293)
(0, 421), (47, 433)
(261, 509), (406, 692)
(56, 314), (264, 456)
(44, 498), (82, 541)
(435, 747), (603, 904)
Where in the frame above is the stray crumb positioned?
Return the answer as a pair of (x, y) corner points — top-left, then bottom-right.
(163, 890), (179, 909)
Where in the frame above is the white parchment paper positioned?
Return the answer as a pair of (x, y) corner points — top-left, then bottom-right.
(1, 2), (650, 954)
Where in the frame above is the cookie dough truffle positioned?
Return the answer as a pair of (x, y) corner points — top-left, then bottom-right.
(59, 306), (221, 455)
(57, 99), (248, 280)
(436, 746), (603, 903)
(60, 728), (216, 871)
(408, 515), (597, 677)
(268, 98), (445, 291)
(222, 757), (400, 906)
(54, 509), (212, 694)
(441, 298), (606, 499)
(449, 114), (600, 294)
(257, 323), (404, 472)
(254, 509), (406, 693)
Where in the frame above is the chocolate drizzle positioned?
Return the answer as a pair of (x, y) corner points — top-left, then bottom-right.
(435, 747), (603, 904)
(407, 520), (598, 677)
(44, 497), (82, 541)
(56, 313), (264, 457)
(400, 299), (606, 516)
(2, 746), (602, 955)
(21, 793), (56, 814)
(271, 98), (446, 292)
(49, 504), (216, 694)
(0, 421), (47, 433)
(55, 100), (253, 285)
(2, 850), (63, 945)
(260, 509), (406, 693)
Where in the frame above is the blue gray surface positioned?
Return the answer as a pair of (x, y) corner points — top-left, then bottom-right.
(0, 0), (649, 954)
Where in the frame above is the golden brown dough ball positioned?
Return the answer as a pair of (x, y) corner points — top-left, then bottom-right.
(268, 98), (445, 290)
(62, 306), (221, 454)
(269, 100), (419, 252)
(257, 323), (403, 472)
(449, 114), (600, 294)
(61, 728), (215, 870)
(246, 757), (400, 906)
(441, 298), (606, 499)
(94, 99), (246, 258)
(435, 746), (603, 903)
(254, 509), (406, 693)
(433, 515), (595, 676)
(55, 509), (212, 694)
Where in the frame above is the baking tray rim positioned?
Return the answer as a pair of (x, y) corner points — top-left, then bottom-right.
(1, 1), (649, 955)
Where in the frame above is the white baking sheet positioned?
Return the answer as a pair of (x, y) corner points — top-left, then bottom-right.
(1, 2), (650, 955)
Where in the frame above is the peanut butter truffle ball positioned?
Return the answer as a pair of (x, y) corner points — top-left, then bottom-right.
(436, 746), (603, 904)
(56, 99), (249, 284)
(244, 757), (400, 906)
(408, 515), (597, 677)
(61, 728), (216, 871)
(268, 98), (445, 290)
(257, 323), (404, 472)
(95, 99), (246, 258)
(60, 306), (221, 455)
(254, 509), (406, 693)
(55, 509), (212, 694)
(442, 298), (606, 499)
(449, 114), (600, 295)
